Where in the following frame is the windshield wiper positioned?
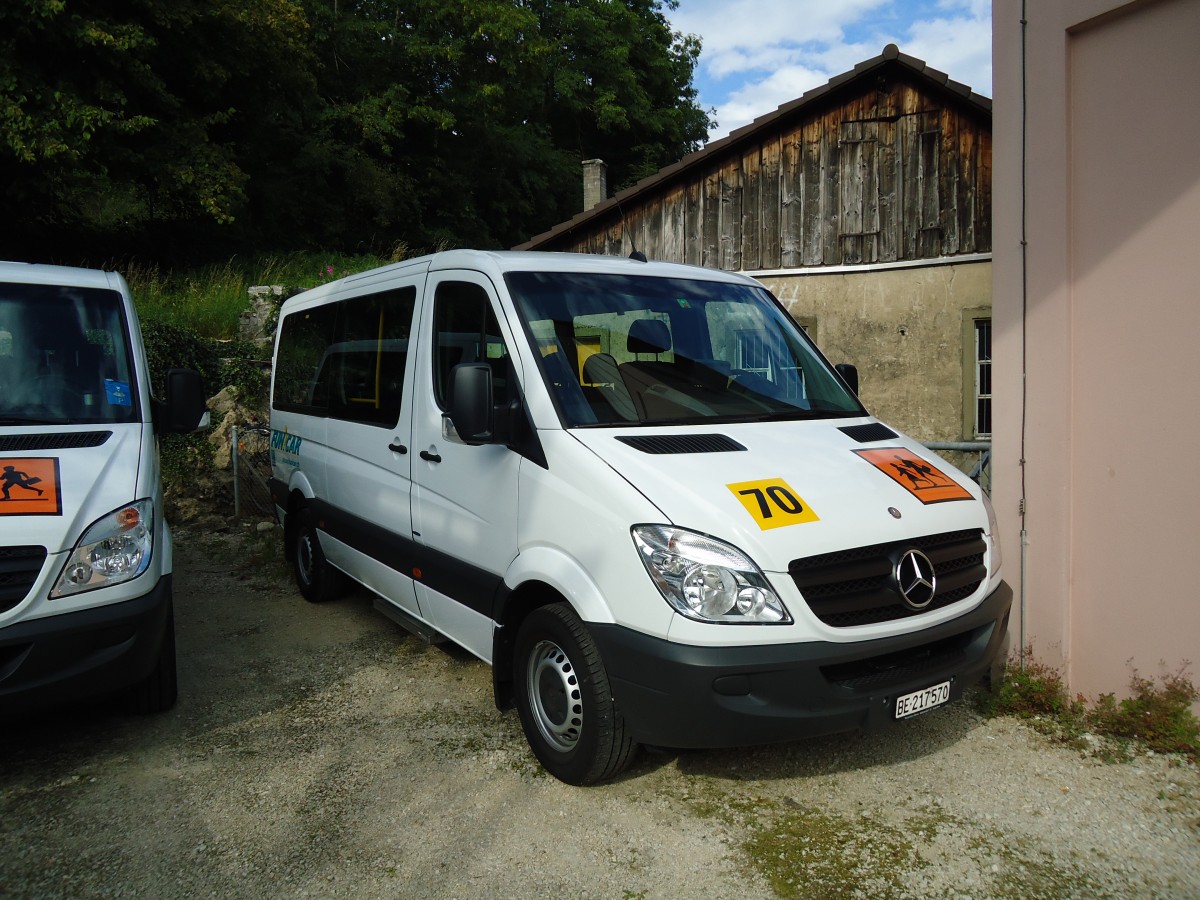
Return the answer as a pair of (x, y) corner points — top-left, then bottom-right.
(0, 415), (71, 425)
(714, 408), (860, 424)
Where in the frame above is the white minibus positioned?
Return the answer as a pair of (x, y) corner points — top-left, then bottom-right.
(269, 250), (1010, 784)
(0, 262), (206, 716)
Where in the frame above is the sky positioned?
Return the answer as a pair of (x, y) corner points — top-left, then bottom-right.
(664, 0), (992, 143)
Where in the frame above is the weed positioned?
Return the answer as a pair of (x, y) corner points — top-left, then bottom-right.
(1087, 664), (1199, 760)
(684, 787), (920, 898)
(982, 650), (1085, 724)
(125, 252), (387, 340)
(232, 524), (290, 586)
(983, 649), (1199, 761)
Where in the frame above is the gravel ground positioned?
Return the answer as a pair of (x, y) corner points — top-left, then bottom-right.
(1, 526), (1197, 899)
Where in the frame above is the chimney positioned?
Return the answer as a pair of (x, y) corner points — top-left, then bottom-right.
(582, 159), (607, 211)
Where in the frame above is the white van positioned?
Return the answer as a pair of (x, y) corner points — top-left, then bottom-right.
(268, 250), (1011, 784)
(0, 262), (206, 716)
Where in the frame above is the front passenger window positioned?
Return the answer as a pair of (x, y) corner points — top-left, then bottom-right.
(432, 281), (510, 410)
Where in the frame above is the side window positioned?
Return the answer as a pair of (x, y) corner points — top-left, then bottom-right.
(326, 288), (416, 426)
(273, 287), (416, 425)
(960, 309), (992, 440)
(273, 304), (338, 413)
(707, 301), (808, 402)
(432, 281), (509, 409)
(972, 318), (992, 438)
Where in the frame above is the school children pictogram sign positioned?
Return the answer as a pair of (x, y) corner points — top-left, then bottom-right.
(0, 458), (63, 515)
(852, 447), (973, 504)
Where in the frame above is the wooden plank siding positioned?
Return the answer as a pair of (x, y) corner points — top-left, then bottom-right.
(530, 76), (990, 270)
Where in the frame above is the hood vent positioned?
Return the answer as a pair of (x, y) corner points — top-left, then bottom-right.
(838, 423), (898, 443)
(615, 434), (746, 454)
(0, 431), (112, 452)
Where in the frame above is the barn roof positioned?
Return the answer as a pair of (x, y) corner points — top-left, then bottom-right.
(516, 43), (991, 251)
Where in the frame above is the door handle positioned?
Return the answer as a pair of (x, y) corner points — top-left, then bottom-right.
(419, 450), (442, 463)
(388, 441), (407, 454)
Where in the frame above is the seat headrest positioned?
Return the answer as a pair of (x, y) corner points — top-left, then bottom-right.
(627, 319), (672, 355)
(582, 352), (620, 383)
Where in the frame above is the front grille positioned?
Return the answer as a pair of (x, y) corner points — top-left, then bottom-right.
(790, 529), (986, 627)
(0, 545), (47, 613)
(821, 628), (975, 692)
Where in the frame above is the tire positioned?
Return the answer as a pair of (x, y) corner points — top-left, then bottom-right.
(513, 603), (637, 785)
(290, 507), (345, 603)
(125, 603), (178, 714)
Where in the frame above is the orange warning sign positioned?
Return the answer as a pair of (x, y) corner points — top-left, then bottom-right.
(0, 458), (62, 515)
(852, 447), (973, 504)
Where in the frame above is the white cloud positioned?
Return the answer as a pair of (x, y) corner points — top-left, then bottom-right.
(712, 64), (831, 136)
(671, 0), (890, 78)
(903, 13), (992, 93)
(666, 0), (992, 141)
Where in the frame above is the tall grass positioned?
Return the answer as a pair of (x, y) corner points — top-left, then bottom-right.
(123, 251), (388, 339)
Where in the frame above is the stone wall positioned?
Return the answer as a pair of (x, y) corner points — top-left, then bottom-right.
(760, 259), (991, 444)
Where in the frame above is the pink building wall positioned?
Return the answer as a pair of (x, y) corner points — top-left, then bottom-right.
(992, 0), (1200, 699)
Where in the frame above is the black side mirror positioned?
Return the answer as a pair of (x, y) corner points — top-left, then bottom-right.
(835, 363), (859, 396)
(161, 368), (207, 433)
(448, 363), (494, 444)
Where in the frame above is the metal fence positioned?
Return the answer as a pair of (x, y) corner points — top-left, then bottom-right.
(922, 441), (991, 491)
(231, 423), (275, 518)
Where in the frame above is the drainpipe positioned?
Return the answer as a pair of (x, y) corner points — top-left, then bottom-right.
(1018, 0), (1030, 667)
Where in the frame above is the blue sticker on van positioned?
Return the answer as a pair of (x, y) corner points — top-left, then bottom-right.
(104, 379), (132, 406)
(270, 428), (303, 468)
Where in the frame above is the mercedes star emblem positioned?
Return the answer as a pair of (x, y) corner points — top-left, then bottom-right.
(895, 548), (937, 610)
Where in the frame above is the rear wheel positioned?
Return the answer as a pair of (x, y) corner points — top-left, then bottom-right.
(514, 603), (637, 785)
(290, 507), (345, 603)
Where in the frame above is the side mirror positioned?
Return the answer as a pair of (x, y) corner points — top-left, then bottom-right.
(448, 363), (494, 444)
(161, 368), (208, 433)
(835, 363), (859, 396)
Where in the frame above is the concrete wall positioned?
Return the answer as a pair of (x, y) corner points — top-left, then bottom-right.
(992, 0), (1200, 698)
(758, 259), (991, 447)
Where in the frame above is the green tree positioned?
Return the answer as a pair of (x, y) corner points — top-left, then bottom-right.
(0, 0), (316, 258)
(1, 0), (709, 260)
(298, 0), (709, 248)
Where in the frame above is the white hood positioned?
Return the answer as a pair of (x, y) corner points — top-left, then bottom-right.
(570, 418), (988, 572)
(0, 425), (146, 554)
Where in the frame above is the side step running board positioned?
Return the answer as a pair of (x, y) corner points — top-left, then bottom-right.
(373, 598), (446, 644)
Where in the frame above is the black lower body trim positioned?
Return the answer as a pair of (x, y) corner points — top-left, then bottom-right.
(302, 498), (506, 620)
(0, 575), (172, 716)
(590, 581), (1012, 749)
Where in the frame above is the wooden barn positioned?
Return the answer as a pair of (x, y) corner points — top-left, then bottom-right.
(518, 44), (994, 453)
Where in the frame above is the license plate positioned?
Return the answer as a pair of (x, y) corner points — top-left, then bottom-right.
(894, 680), (951, 719)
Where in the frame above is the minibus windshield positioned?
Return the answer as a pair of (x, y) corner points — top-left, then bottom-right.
(0, 284), (139, 425)
(506, 271), (863, 427)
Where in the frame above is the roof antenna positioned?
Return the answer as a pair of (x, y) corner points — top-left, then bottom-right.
(615, 196), (648, 262)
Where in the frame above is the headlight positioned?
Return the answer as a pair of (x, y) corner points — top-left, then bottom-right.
(51, 500), (154, 598)
(981, 490), (1002, 573)
(632, 525), (791, 624)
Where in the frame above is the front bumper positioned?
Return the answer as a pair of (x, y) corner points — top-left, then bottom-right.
(591, 580), (1012, 749)
(0, 574), (173, 716)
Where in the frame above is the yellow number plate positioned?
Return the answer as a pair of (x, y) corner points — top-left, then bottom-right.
(727, 478), (819, 530)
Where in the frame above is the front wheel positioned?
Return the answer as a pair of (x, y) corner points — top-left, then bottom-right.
(514, 603), (637, 785)
(290, 507), (345, 603)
